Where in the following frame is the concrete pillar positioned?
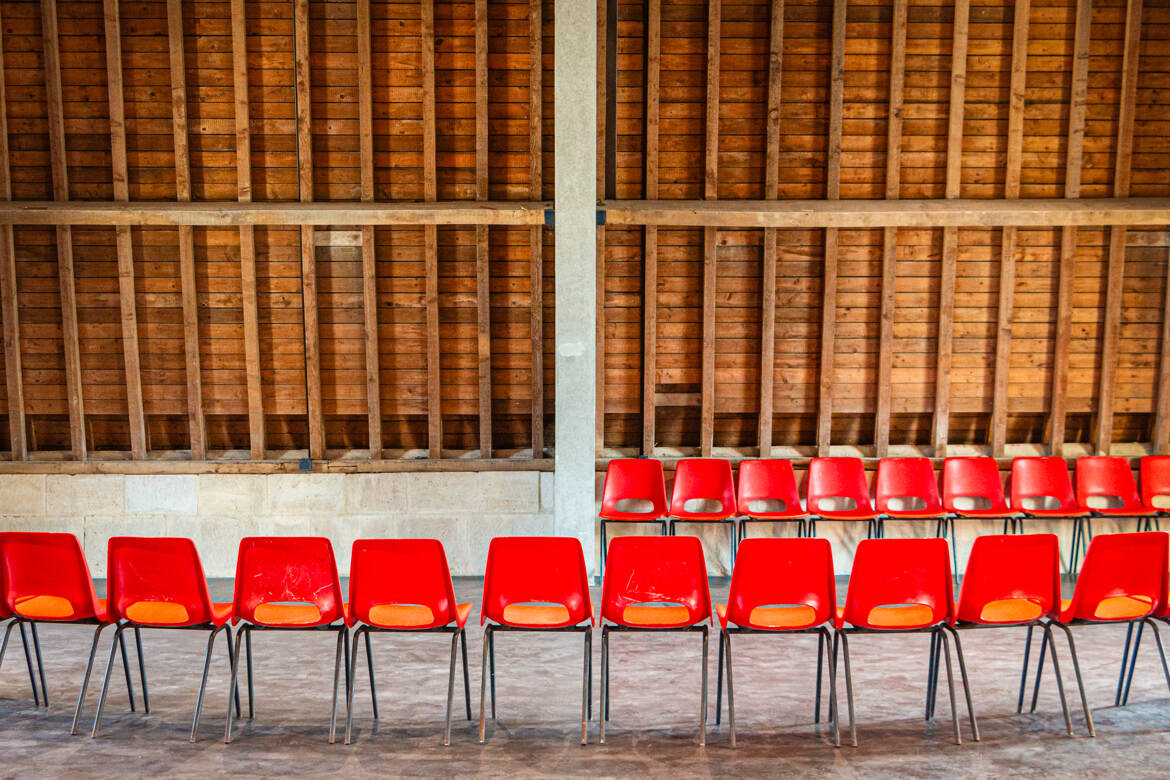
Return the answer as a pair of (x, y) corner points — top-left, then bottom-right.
(553, 0), (597, 570)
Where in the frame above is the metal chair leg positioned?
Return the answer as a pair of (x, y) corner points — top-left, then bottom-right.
(938, 628), (961, 745)
(488, 627), (496, 719)
(600, 519), (607, 582)
(1122, 620), (1144, 705)
(225, 628), (241, 718)
(89, 624), (127, 738)
(224, 624), (247, 743)
(1140, 617), (1170, 695)
(445, 629), (459, 746)
(16, 621), (41, 706)
(0, 620), (40, 705)
(118, 629), (136, 712)
(1029, 626), (1049, 713)
(342, 627), (351, 713)
(715, 627), (724, 726)
(328, 626), (345, 744)
(814, 630), (824, 723)
(820, 627), (840, 748)
(1116, 622), (1136, 705)
(838, 631), (857, 747)
(925, 631), (938, 720)
(599, 626), (609, 744)
(30, 622), (47, 707)
(699, 625), (708, 747)
(580, 627), (591, 745)
(1050, 622), (1092, 736)
(724, 631), (735, 748)
(944, 625), (980, 742)
(1017, 623), (1034, 713)
(133, 626), (149, 713)
(477, 626), (491, 744)
(188, 624), (227, 742)
(1043, 624), (1075, 736)
(586, 627), (593, 721)
(70, 623), (109, 736)
(364, 629), (378, 720)
(245, 626), (254, 718)
(344, 625), (364, 745)
(460, 628), (471, 720)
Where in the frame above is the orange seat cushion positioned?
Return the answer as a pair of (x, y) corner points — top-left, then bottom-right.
(15, 594), (76, 620)
(977, 598), (1044, 624)
(748, 605), (817, 628)
(125, 600), (191, 625)
(1092, 595), (1154, 621)
(865, 603), (934, 628)
(455, 602), (473, 626)
(501, 603), (571, 626)
(621, 604), (691, 626)
(253, 603), (323, 625)
(368, 603), (435, 628)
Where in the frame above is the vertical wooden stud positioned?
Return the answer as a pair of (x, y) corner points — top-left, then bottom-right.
(758, 0), (783, 458)
(357, 0), (381, 458)
(476, 0), (493, 458)
(642, 0), (660, 457)
(700, 0), (721, 457)
(422, 0), (441, 458)
(529, 0), (544, 457)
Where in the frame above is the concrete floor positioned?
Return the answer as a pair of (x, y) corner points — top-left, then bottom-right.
(0, 578), (1168, 778)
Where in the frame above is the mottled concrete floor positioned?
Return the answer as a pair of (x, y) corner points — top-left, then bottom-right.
(0, 578), (1168, 778)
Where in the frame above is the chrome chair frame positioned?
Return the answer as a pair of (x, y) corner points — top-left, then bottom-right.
(0, 618), (46, 706)
(1016, 619), (1099, 737)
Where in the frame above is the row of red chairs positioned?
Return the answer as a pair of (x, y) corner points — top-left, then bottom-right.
(600, 455), (1170, 576)
(3, 530), (1169, 747)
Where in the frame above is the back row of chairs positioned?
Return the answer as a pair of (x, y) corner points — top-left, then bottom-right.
(2, 530), (1168, 749)
(600, 454), (1170, 575)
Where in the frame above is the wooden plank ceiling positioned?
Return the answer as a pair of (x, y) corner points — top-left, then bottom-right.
(0, 0), (1166, 467)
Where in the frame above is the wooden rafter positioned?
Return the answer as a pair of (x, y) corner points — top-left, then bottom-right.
(102, 0), (147, 459)
(758, 0), (784, 459)
(1094, 0), (1143, 454)
(1156, 240), (1170, 453)
(932, 0), (970, 457)
(42, 0), (85, 460)
(422, 0), (441, 459)
(1048, 0), (1092, 456)
(875, 0), (907, 457)
(357, 0), (381, 459)
(990, 0), (1030, 457)
(0, 6), (23, 459)
(476, 0), (493, 458)
(642, 0), (661, 457)
(529, 0), (544, 457)
(817, 0), (846, 457)
(701, 0), (721, 457)
(231, 0), (264, 459)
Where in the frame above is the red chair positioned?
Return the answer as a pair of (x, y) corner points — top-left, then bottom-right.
(735, 458), (810, 546)
(835, 537), (977, 746)
(714, 537), (838, 747)
(478, 537), (593, 744)
(224, 536), (350, 744)
(92, 537), (238, 741)
(942, 456), (1020, 533)
(344, 538), (473, 746)
(0, 531), (140, 735)
(1010, 457), (1090, 574)
(806, 457), (881, 538)
(669, 458), (737, 569)
(599, 535), (712, 746)
(1027, 532), (1170, 737)
(875, 458), (956, 572)
(599, 458), (669, 578)
(0, 532), (44, 707)
(939, 535), (1062, 735)
(1077, 456), (1159, 535)
(1139, 455), (1170, 529)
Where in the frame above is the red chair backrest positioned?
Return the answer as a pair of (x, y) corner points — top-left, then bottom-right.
(736, 459), (803, 517)
(231, 537), (344, 626)
(807, 457), (873, 514)
(600, 535), (711, 627)
(1076, 456), (1143, 511)
(1010, 456), (1080, 512)
(480, 536), (592, 627)
(669, 458), (736, 518)
(942, 456), (1010, 514)
(349, 538), (459, 629)
(1140, 455), (1170, 510)
(956, 534), (1061, 623)
(0, 532), (101, 622)
(1066, 532), (1169, 622)
(107, 537), (217, 627)
(599, 458), (669, 520)
(724, 537), (835, 628)
(875, 457), (943, 515)
(841, 538), (954, 629)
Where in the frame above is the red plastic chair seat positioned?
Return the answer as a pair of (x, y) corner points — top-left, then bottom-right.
(717, 602), (818, 631)
(365, 601), (473, 630)
(954, 534), (1061, 626)
(1, 532), (108, 624)
(232, 537), (346, 629)
(499, 604), (573, 627)
(106, 537), (229, 628)
(1011, 457), (1086, 517)
(669, 459), (736, 521)
(600, 536), (711, 628)
(835, 538), (955, 631)
(599, 459), (669, 522)
(817, 507), (880, 521)
(883, 508), (948, 519)
(807, 458), (879, 521)
(480, 537), (593, 630)
(736, 460), (809, 520)
(942, 457), (1013, 518)
(950, 507), (1021, 519)
(1053, 532), (1168, 625)
(876, 458), (946, 519)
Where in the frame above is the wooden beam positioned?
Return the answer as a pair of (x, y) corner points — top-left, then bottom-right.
(701, 0), (721, 457)
(818, 0), (845, 456)
(1048, 0), (1092, 456)
(1094, 0), (1143, 454)
(168, 0), (206, 459)
(932, 0), (970, 457)
(0, 456), (556, 476)
(642, 0), (660, 457)
(231, 0), (263, 459)
(990, 0), (1030, 457)
(476, 0), (492, 458)
(1155, 242), (1170, 454)
(875, 0), (907, 457)
(758, 0), (784, 458)
(42, 0), (85, 460)
(0, 7), (25, 459)
(596, 0), (607, 453)
(529, 0), (544, 457)
(422, 0), (441, 458)
(104, 0), (147, 459)
(357, 0), (381, 459)
(293, 0), (323, 459)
